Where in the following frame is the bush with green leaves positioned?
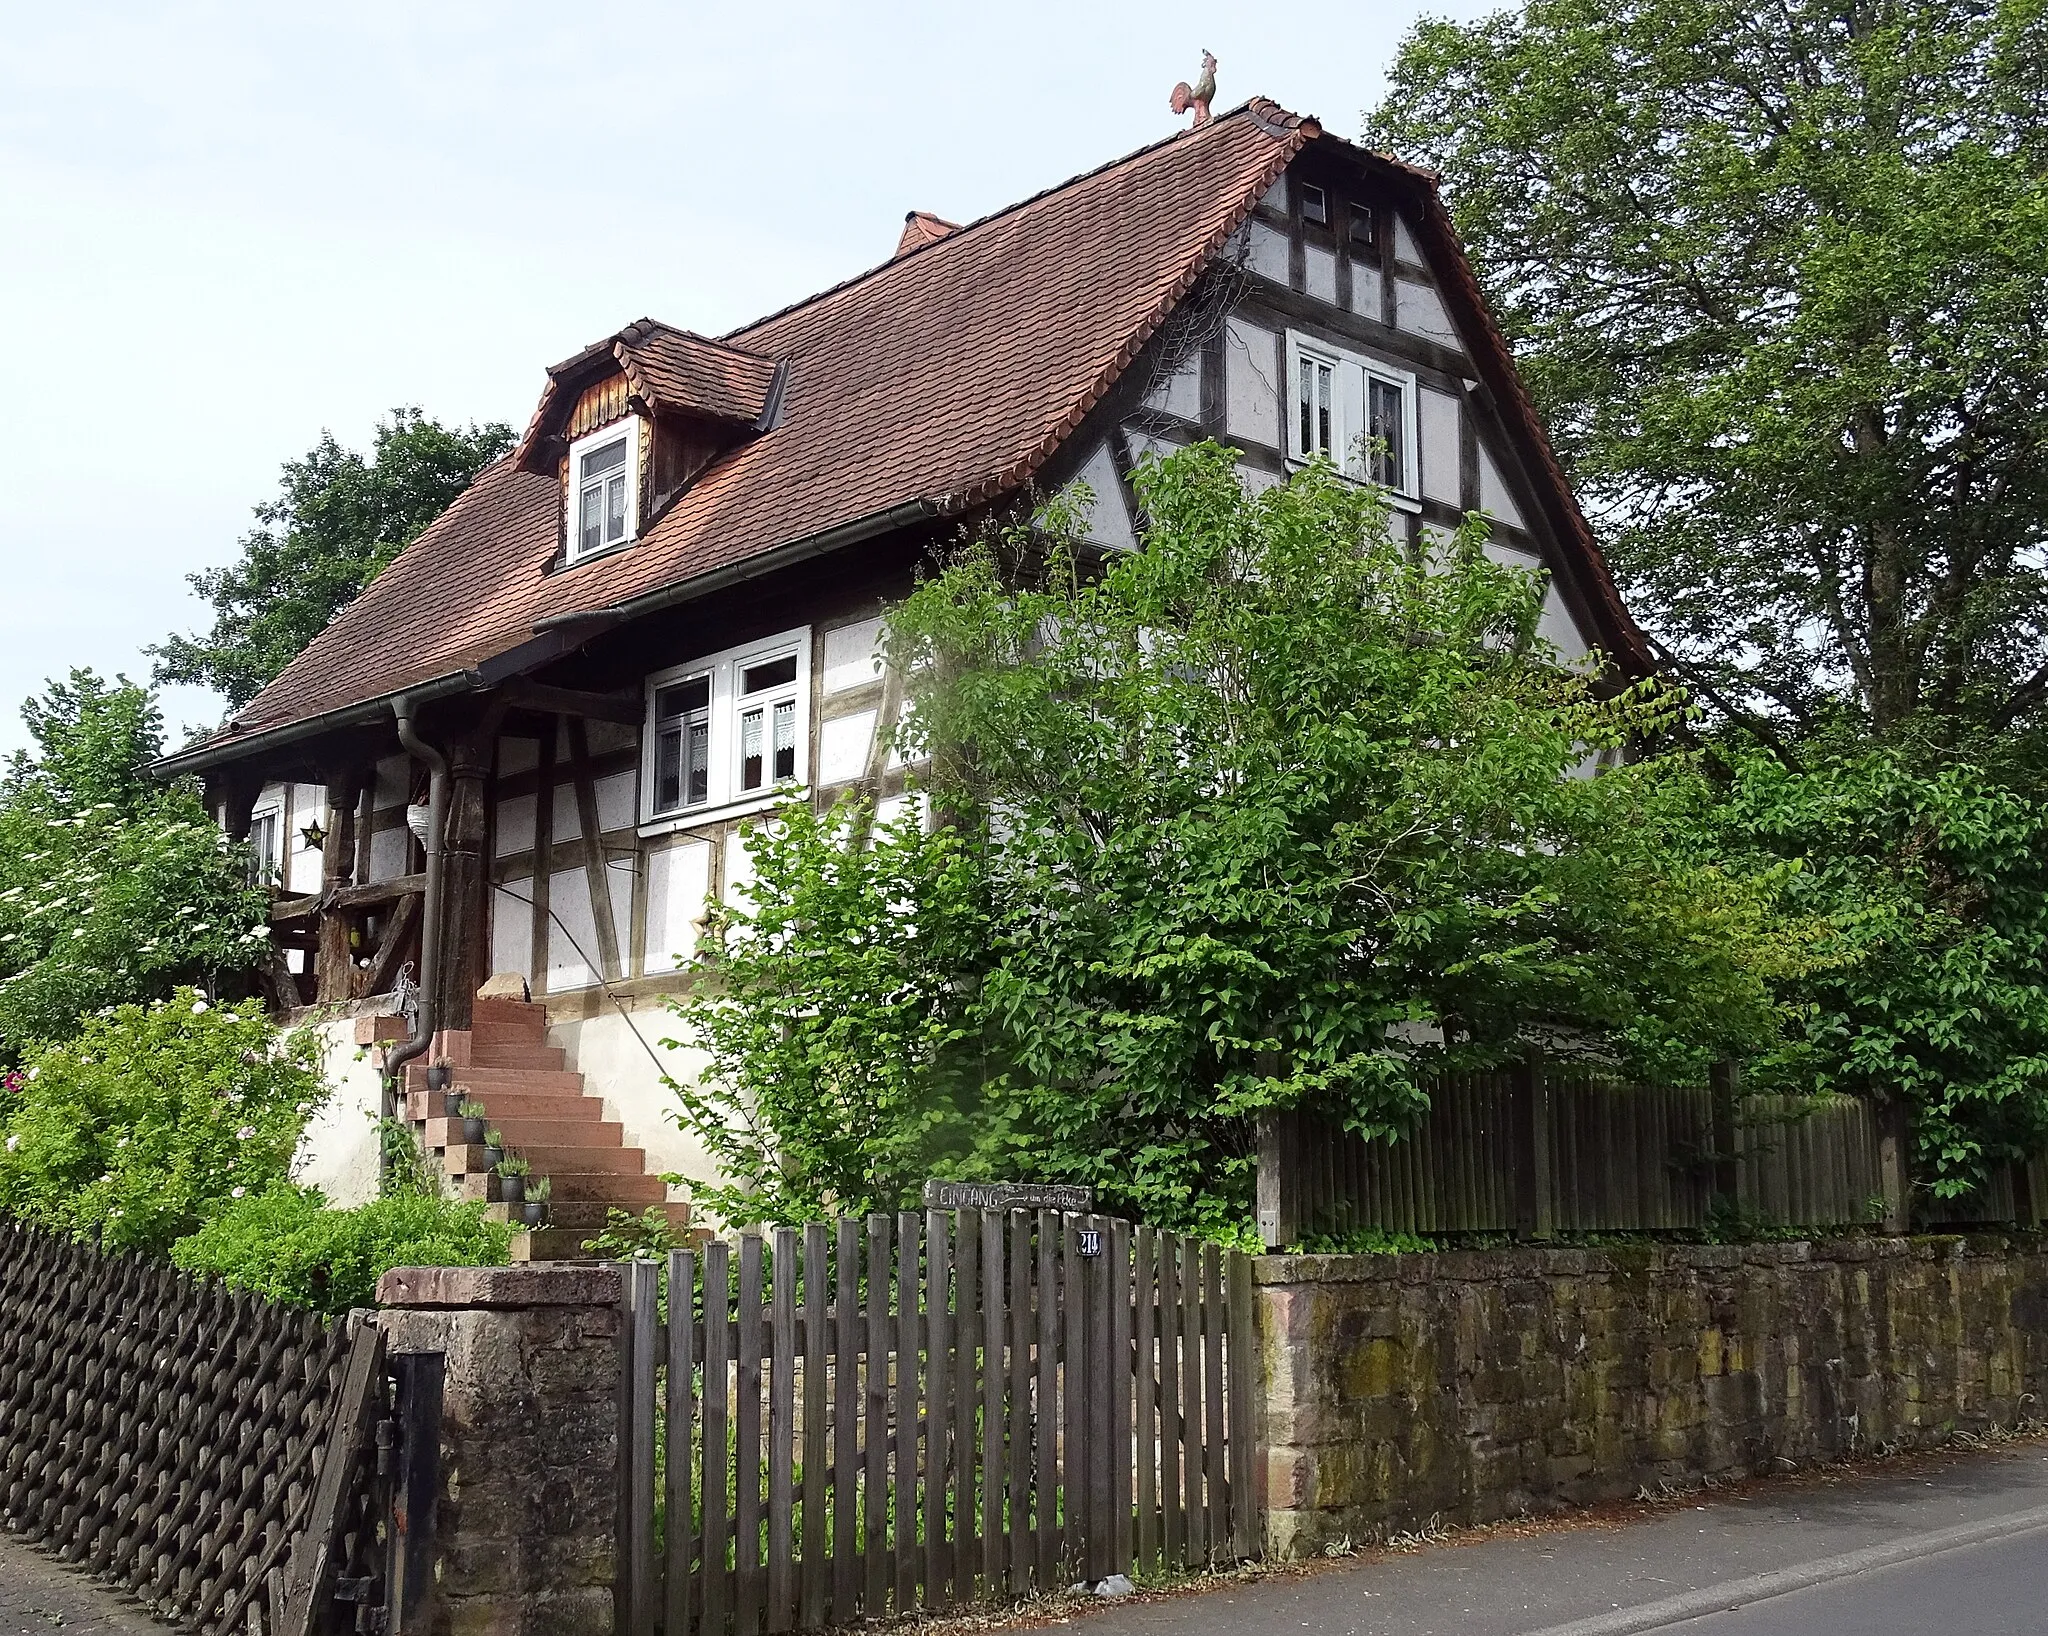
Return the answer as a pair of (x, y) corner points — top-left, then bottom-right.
(0, 671), (271, 1056)
(672, 444), (1808, 1232)
(172, 1185), (513, 1312)
(1716, 736), (2048, 1200)
(0, 992), (324, 1253)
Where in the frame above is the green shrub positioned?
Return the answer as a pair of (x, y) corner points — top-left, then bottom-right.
(171, 1185), (514, 1312)
(0, 990), (323, 1253)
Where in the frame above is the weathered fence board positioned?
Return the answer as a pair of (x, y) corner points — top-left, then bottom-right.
(625, 1209), (1257, 1635)
(1258, 1067), (1920, 1245)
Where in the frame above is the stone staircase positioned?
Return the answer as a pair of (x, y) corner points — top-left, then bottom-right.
(398, 994), (692, 1260)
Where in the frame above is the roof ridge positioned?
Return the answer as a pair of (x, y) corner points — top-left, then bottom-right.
(721, 97), (1310, 347)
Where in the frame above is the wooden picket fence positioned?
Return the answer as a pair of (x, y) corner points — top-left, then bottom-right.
(1259, 1065), (1895, 1245)
(617, 1209), (1259, 1636)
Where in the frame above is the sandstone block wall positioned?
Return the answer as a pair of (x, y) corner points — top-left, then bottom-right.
(1256, 1237), (2048, 1557)
(377, 1265), (624, 1636)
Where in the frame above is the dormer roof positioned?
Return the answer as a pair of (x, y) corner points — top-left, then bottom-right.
(514, 319), (782, 473)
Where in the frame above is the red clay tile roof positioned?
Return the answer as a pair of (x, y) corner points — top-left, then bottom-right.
(618, 322), (780, 425)
(894, 211), (960, 258)
(186, 96), (1642, 763)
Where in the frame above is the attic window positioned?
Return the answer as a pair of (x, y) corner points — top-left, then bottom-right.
(566, 418), (641, 563)
(1348, 203), (1375, 249)
(1299, 183), (1329, 226)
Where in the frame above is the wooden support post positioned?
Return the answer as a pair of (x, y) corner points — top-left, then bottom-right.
(1709, 1060), (1741, 1210)
(315, 772), (365, 1004)
(1878, 1101), (1910, 1235)
(436, 734), (492, 1034)
(1256, 1109), (1301, 1250)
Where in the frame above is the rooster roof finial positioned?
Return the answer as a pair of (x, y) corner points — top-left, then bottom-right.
(1169, 50), (1218, 128)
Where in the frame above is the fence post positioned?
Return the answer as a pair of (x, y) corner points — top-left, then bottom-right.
(376, 1264), (624, 1636)
(1515, 1049), (1554, 1242)
(1257, 1109), (1301, 1250)
(1709, 1061), (1740, 1209)
(1878, 1102), (1910, 1235)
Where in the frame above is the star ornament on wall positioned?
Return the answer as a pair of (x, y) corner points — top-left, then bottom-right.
(298, 820), (327, 853)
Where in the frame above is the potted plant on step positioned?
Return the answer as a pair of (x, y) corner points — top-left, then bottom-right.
(497, 1152), (529, 1206)
(457, 1099), (487, 1145)
(522, 1177), (549, 1230)
(426, 1056), (453, 1094)
(482, 1127), (505, 1172)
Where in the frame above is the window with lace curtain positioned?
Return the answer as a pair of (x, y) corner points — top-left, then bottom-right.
(642, 628), (811, 828)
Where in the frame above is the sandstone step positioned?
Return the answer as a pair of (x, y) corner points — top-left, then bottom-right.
(409, 1065), (586, 1097)
(512, 1222), (713, 1262)
(486, 1200), (693, 1232)
(424, 1118), (624, 1152)
(407, 1089), (604, 1122)
(467, 1043), (566, 1070)
(456, 1170), (668, 1206)
(437, 1142), (645, 1177)
(472, 996), (550, 1029)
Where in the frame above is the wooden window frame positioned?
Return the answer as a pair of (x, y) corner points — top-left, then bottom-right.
(640, 626), (812, 834)
(565, 416), (643, 565)
(1283, 330), (1421, 503)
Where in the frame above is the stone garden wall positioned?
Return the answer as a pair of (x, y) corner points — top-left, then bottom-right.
(1255, 1236), (2048, 1556)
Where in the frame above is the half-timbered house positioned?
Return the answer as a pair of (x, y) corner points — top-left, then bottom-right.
(159, 99), (1647, 1223)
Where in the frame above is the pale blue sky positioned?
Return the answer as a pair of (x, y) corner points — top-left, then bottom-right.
(0, 0), (1495, 759)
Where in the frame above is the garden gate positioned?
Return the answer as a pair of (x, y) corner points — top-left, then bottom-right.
(618, 1209), (1259, 1635)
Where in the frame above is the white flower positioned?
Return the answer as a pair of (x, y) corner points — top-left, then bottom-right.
(230, 1186), (246, 1199)
(107, 1208), (121, 1219)
(248, 924), (268, 938)
(295, 1102), (312, 1115)
(24, 1068), (36, 1082)
(98, 1173), (111, 1184)
(5, 1136), (18, 1153)
(116, 1137), (128, 1149)
(236, 1125), (255, 1140)
(191, 999), (209, 1015)
(70, 928), (86, 939)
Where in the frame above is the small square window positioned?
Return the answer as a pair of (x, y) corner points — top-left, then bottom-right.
(1348, 203), (1375, 249)
(566, 421), (640, 563)
(740, 654), (799, 694)
(1300, 183), (1329, 226)
(246, 811), (279, 886)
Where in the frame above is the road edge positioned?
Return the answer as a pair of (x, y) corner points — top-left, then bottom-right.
(1521, 1502), (2048, 1636)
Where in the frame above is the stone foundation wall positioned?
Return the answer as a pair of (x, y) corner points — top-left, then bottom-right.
(1256, 1236), (2048, 1557)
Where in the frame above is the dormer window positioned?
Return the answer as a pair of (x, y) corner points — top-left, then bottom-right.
(566, 418), (641, 563)
(1300, 182), (1329, 226)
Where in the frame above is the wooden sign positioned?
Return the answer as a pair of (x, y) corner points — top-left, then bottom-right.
(920, 1180), (1096, 1213)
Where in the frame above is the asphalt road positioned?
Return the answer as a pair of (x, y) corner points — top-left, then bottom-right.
(1663, 1523), (2048, 1634)
(1049, 1440), (2048, 1636)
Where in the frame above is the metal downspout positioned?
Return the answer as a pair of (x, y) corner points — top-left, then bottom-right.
(382, 697), (449, 1166)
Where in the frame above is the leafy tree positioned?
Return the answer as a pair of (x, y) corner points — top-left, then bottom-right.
(0, 672), (270, 1055)
(1368, 0), (2048, 744)
(0, 992), (324, 1255)
(153, 408), (514, 708)
(1717, 734), (2048, 1199)
(671, 446), (1804, 1231)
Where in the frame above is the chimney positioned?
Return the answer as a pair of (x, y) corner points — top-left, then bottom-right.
(894, 211), (959, 258)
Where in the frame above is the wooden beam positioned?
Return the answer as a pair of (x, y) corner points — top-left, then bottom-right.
(316, 774), (365, 1004)
(499, 680), (642, 725)
(361, 891), (422, 1000)
(566, 718), (624, 982)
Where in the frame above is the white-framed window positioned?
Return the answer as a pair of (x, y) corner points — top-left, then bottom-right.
(642, 628), (812, 828)
(1284, 331), (1419, 497)
(566, 417), (641, 563)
